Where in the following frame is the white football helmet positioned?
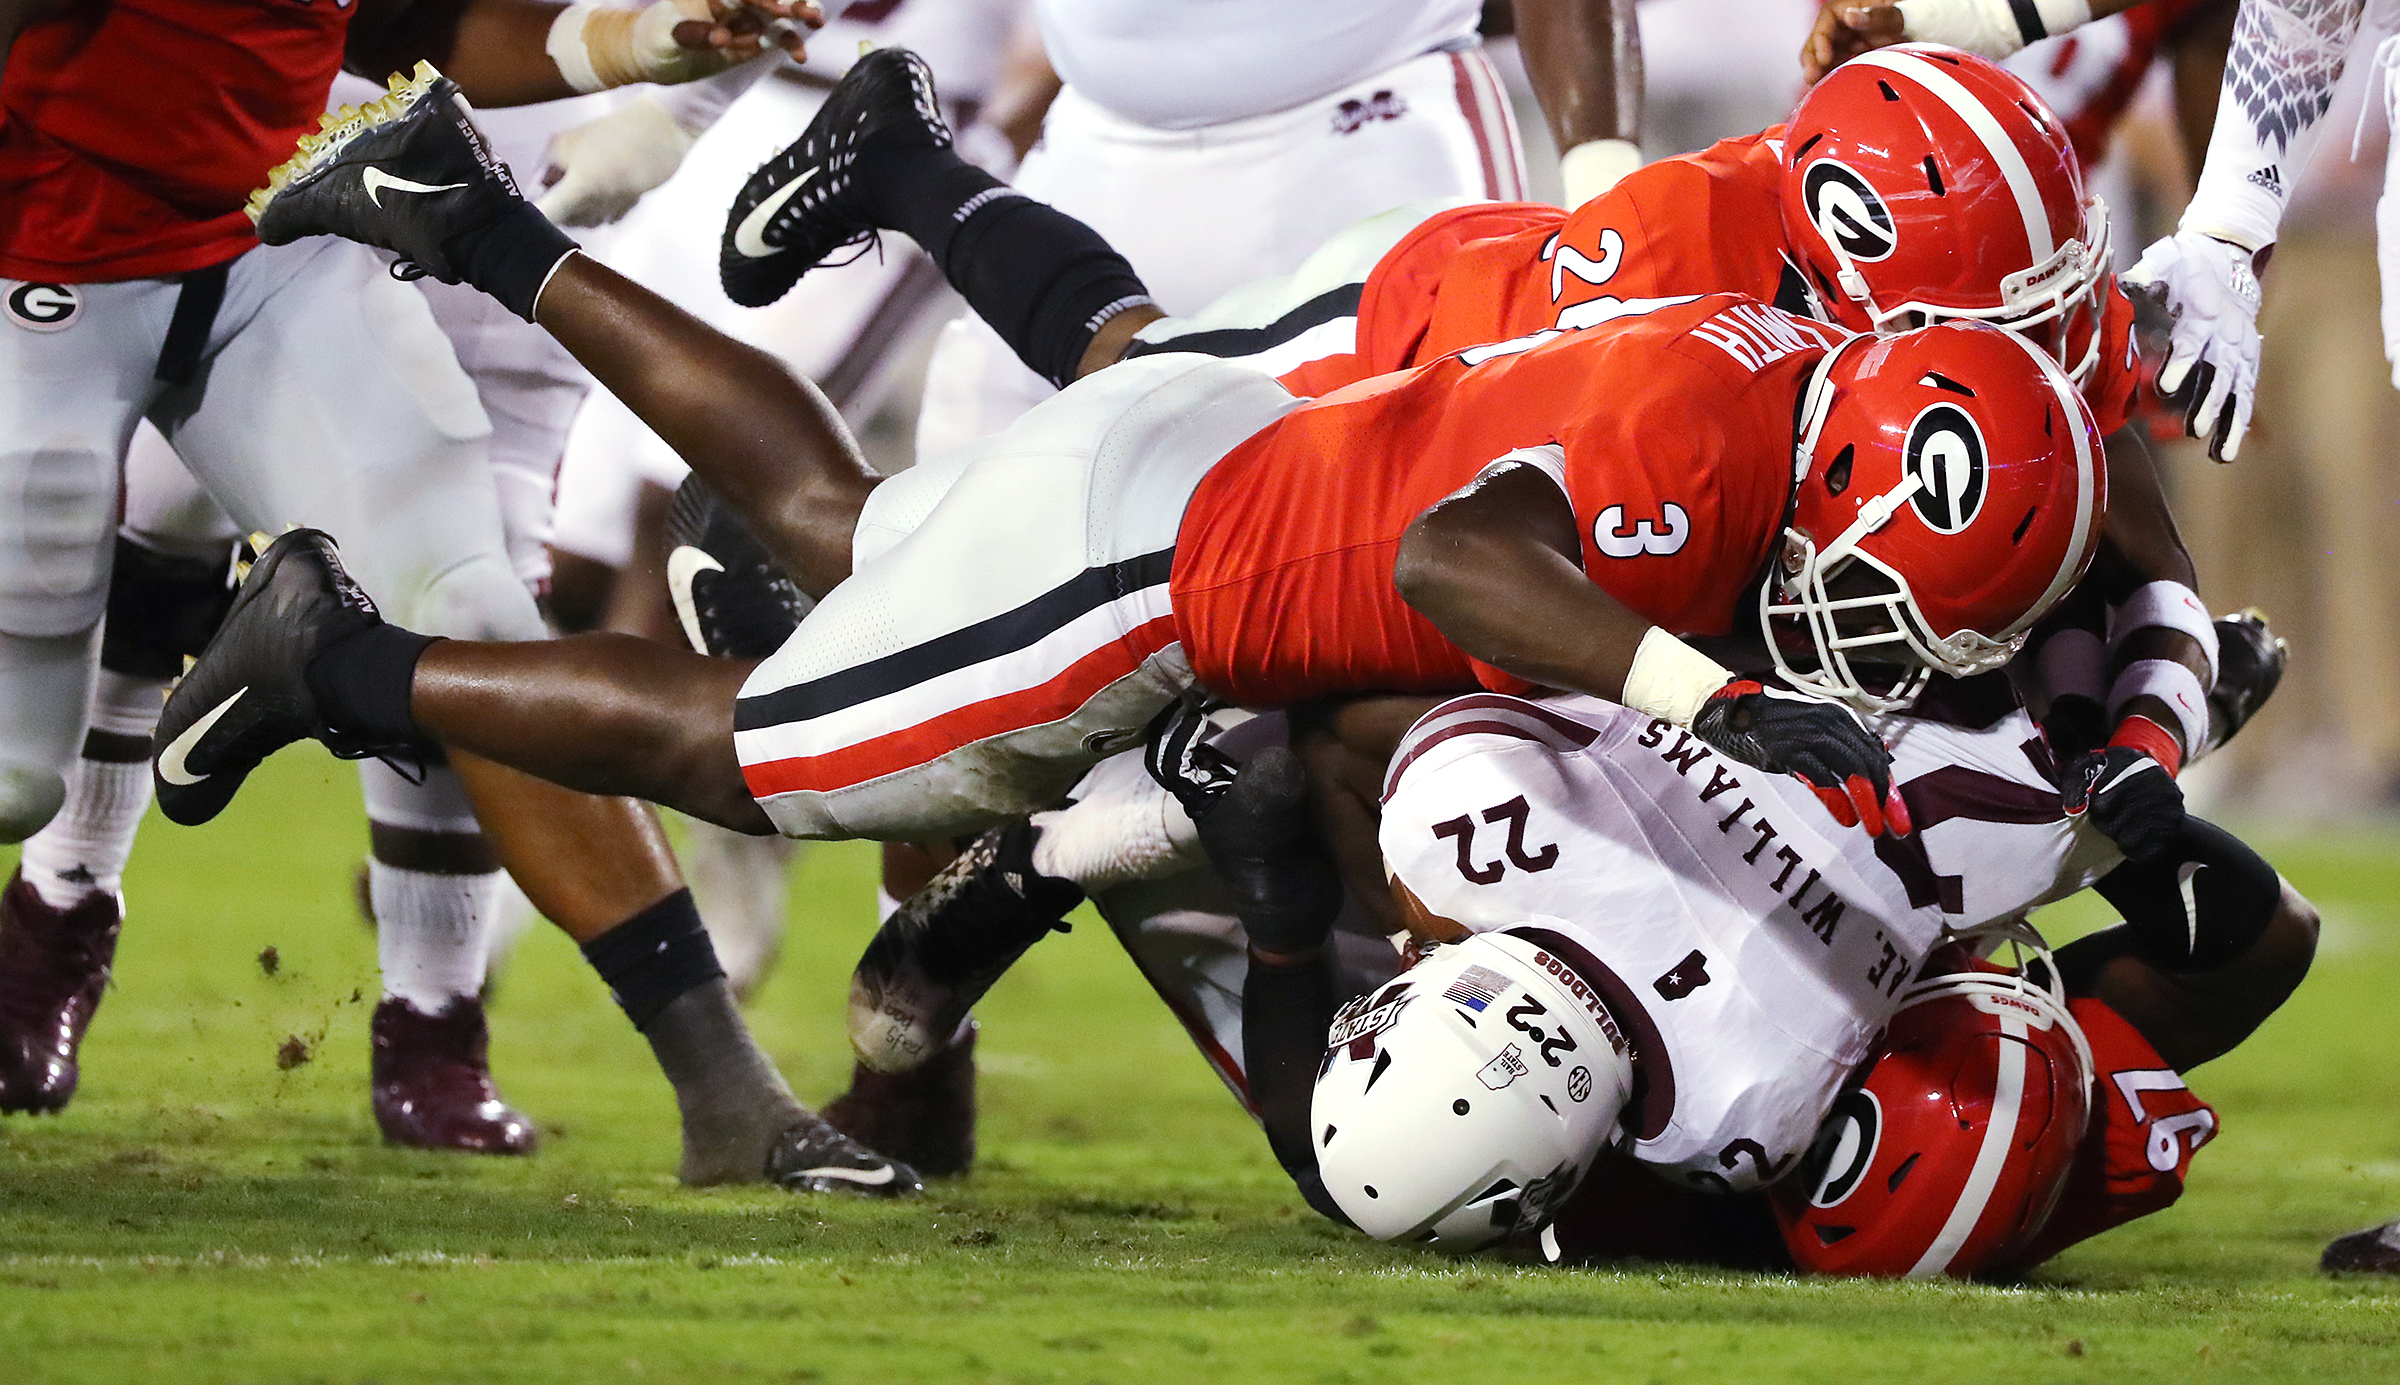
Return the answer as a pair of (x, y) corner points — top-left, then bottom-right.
(1312, 929), (1634, 1251)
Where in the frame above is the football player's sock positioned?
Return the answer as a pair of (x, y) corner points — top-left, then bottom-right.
(441, 202), (580, 323)
(579, 892), (809, 1180)
(305, 622), (439, 746)
(370, 858), (501, 1012)
(18, 669), (165, 910)
(866, 147), (1152, 387)
(577, 887), (726, 1028)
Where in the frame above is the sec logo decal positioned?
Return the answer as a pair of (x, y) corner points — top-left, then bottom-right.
(5, 282), (82, 333)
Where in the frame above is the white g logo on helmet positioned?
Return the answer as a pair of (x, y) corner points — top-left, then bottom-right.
(1312, 928), (1635, 1252)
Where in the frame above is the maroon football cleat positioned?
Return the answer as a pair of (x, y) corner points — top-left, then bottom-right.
(2323, 1220), (2400, 1273)
(0, 870), (124, 1115)
(369, 996), (538, 1155)
(822, 1016), (978, 1177)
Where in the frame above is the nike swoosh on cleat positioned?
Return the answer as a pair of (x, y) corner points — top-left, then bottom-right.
(732, 166), (820, 259)
(792, 1163), (898, 1186)
(157, 687), (248, 787)
(665, 545), (727, 655)
(362, 166), (467, 206)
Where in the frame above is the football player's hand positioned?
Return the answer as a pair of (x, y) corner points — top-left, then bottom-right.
(535, 99), (696, 225)
(2062, 745), (2185, 863)
(1690, 680), (1911, 838)
(1802, 4), (1905, 82)
(536, 98), (697, 227)
(564, 1), (821, 90)
(2122, 230), (2262, 462)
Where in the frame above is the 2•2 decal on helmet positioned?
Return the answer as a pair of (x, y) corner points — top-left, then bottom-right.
(1902, 403), (1988, 534)
(1801, 160), (1896, 263)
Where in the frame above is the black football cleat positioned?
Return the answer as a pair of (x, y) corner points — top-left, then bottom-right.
(720, 46), (951, 308)
(151, 529), (402, 826)
(848, 821), (1080, 1074)
(0, 871), (123, 1115)
(2205, 610), (2287, 754)
(822, 1017), (978, 1177)
(249, 61), (523, 281)
(370, 996), (539, 1155)
(2323, 1219), (2400, 1273)
(767, 1112), (925, 1196)
(663, 475), (815, 659)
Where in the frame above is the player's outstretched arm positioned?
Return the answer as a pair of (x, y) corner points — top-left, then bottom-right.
(2056, 818), (2316, 1071)
(348, 0), (814, 108)
(1394, 462), (1909, 835)
(1512, 0), (1644, 204)
(1799, 1), (2140, 83)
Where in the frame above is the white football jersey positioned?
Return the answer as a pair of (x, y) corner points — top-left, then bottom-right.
(1036, 0), (1481, 128)
(1377, 689), (2121, 1191)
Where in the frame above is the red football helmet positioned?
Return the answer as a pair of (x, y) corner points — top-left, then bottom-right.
(1773, 948), (2095, 1279)
(1766, 321), (2107, 710)
(1781, 45), (2112, 385)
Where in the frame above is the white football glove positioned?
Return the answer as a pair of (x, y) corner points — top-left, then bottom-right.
(536, 99), (697, 227)
(2123, 230), (2264, 462)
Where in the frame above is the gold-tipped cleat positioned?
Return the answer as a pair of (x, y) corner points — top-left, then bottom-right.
(246, 62), (449, 226)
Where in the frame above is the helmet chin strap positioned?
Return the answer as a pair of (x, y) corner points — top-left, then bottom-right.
(1814, 471), (1926, 569)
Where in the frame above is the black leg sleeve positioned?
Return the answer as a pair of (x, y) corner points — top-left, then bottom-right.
(1242, 950), (1349, 1225)
(2082, 816), (2279, 973)
(867, 148), (1152, 387)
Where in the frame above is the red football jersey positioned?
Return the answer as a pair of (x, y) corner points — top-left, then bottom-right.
(1285, 126), (2140, 435)
(1174, 293), (1836, 708)
(2006, 996), (2219, 1269)
(0, 0), (354, 282)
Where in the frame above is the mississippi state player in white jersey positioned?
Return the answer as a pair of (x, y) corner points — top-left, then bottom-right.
(1368, 688), (2116, 1190)
(994, 679), (2306, 1269)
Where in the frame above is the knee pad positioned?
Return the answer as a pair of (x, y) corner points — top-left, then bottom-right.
(359, 759), (479, 836)
(0, 445), (117, 637)
(100, 536), (238, 679)
(393, 553), (548, 644)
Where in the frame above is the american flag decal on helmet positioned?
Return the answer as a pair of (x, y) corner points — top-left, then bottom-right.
(1444, 965), (1511, 1012)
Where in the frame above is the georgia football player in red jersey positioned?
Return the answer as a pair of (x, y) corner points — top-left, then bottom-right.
(150, 57), (2109, 877)
(0, 0), (938, 1197)
(728, 43), (2235, 879)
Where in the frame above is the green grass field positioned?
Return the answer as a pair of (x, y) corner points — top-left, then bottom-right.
(4, 748), (2399, 1383)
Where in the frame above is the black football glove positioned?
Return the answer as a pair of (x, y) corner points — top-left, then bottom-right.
(1143, 698), (1239, 821)
(1689, 679), (1910, 838)
(2062, 745), (2185, 864)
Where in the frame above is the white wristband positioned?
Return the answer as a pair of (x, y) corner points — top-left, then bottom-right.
(1620, 627), (1734, 728)
(546, 4), (606, 94)
(2108, 580), (2220, 686)
(1559, 138), (1642, 208)
(2107, 658), (2209, 757)
(1892, 0), (2090, 58)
